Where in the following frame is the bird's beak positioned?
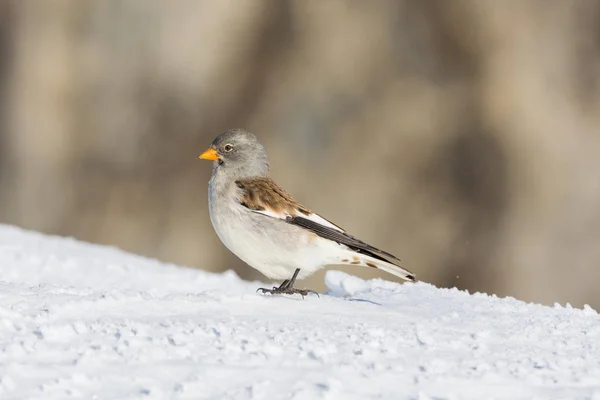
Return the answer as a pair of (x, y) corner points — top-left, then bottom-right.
(199, 147), (219, 160)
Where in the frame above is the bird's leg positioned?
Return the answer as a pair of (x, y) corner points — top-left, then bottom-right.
(276, 279), (291, 291)
(286, 268), (300, 289)
(257, 268), (319, 298)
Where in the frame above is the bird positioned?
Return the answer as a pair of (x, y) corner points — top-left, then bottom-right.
(199, 128), (416, 296)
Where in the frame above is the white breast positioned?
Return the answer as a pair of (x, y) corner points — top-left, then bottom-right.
(207, 176), (338, 280)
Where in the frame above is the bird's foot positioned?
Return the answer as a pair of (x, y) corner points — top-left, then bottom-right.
(256, 286), (319, 298)
(256, 268), (319, 298)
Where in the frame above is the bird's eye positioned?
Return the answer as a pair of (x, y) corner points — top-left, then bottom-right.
(224, 144), (234, 152)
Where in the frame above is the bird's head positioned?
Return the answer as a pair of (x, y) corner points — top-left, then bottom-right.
(199, 128), (269, 178)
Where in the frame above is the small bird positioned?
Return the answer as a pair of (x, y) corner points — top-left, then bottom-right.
(199, 129), (416, 296)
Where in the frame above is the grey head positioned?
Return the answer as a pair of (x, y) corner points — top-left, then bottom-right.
(199, 128), (270, 179)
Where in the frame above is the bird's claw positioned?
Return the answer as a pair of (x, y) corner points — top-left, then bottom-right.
(256, 287), (319, 298)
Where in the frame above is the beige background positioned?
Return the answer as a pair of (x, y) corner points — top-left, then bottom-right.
(1, 0), (599, 308)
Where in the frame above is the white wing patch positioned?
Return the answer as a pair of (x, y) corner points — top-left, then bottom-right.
(303, 212), (345, 232)
(249, 207), (286, 221)
(249, 207), (345, 233)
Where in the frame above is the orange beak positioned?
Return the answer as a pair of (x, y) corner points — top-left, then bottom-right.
(199, 147), (219, 160)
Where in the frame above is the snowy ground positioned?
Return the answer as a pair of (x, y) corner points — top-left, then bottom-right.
(0, 224), (599, 400)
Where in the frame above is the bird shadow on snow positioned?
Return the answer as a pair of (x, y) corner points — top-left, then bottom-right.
(337, 296), (382, 306)
(257, 291), (382, 306)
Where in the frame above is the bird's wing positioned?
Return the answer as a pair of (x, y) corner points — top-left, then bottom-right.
(234, 177), (345, 232)
(234, 177), (404, 267)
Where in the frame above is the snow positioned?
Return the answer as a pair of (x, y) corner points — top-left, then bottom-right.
(0, 224), (599, 400)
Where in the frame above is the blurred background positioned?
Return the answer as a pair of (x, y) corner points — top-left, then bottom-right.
(1, 0), (600, 308)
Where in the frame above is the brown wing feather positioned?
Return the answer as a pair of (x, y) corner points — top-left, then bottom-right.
(235, 177), (345, 231)
(235, 177), (310, 215)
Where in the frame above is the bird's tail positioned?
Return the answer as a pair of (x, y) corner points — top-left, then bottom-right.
(338, 251), (416, 282)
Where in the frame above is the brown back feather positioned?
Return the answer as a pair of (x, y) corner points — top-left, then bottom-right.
(235, 177), (312, 216)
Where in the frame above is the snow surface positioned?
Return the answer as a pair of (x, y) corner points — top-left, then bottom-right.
(1, 224), (600, 400)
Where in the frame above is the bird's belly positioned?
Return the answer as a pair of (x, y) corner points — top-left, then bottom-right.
(209, 202), (328, 280)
